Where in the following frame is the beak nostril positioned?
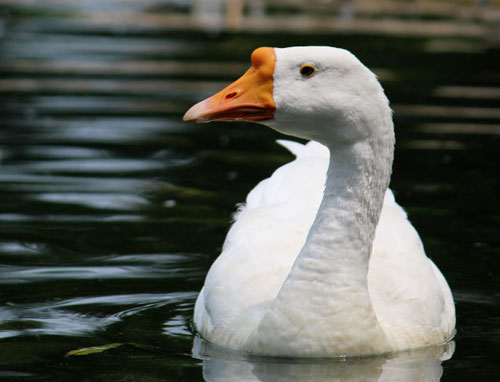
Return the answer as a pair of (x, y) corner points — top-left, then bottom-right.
(225, 91), (238, 100)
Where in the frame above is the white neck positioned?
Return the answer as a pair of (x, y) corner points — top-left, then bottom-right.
(246, 128), (395, 356)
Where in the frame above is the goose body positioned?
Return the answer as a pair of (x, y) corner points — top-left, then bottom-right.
(184, 46), (455, 357)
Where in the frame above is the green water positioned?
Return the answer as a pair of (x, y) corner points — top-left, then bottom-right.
(0, 1), (499, 381)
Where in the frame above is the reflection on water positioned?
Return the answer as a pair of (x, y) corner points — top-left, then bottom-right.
(0, 0), (499, 381)
(194, 336), (455, 382)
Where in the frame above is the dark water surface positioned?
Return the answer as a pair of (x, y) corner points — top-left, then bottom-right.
(0, 1), (499, 381)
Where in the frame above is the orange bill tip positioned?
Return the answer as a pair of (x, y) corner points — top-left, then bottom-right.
(183, 47), (276, 123)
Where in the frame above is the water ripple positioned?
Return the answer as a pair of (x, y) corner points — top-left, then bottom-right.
(0, 241), (44, 256)
(0, 264), (199, 284)
(0, 292), (196, 339)
(0, 213), (145, 223)
(5, 158), (171, 174)
(94, 253), (194, 264)
(32, 192), (150, 211)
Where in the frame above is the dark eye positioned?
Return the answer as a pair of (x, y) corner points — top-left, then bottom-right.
(300, 65), (316, 77)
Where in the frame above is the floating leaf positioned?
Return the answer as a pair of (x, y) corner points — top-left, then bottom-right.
(66, 343), (123, 356)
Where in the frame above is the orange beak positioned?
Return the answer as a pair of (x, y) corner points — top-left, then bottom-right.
(183, 47), (276, 123)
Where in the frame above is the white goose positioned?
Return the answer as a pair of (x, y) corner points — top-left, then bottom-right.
(184, 46), (455, 357)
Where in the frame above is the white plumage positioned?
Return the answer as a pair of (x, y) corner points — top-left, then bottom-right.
(186, 46), (455, 357)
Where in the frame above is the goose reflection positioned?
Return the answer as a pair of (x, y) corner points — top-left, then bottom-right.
(193, 336), (455, 382)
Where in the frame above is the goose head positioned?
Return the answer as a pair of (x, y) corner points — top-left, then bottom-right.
(184, 46), (393, 146)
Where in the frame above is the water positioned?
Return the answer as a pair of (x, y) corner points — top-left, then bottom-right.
(0, 1), (499, 380)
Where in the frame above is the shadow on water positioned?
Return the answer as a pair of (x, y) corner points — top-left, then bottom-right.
(0, 0), (499, 381)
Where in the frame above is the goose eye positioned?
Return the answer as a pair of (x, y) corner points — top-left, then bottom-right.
(300, 65), (316, 77)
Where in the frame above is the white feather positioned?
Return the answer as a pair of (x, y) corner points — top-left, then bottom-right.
(195, 139), (454, 352)
(192, 46), (455, 356)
